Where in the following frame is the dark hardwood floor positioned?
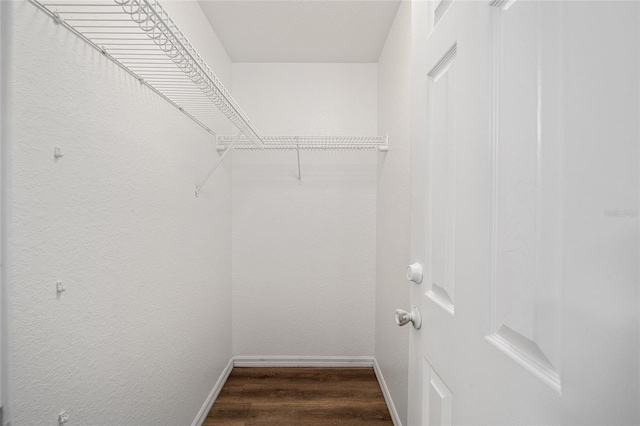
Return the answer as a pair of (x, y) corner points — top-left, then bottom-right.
(203, 367), (394, 426)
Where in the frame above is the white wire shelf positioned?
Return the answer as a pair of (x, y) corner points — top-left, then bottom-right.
(216, 136), (389, 152)
(31, 0), (264, 147)
(30, 0), (390, 192)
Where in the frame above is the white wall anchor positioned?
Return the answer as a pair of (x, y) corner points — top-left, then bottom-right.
(56, 281), (65, 293)
(54, 147), (64, 159)
(58, 411), (70, 424)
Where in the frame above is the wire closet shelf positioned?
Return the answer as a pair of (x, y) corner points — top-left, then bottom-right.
(32, 0), (264, 147)
(30, 0), (390, 190)
(216, 136), (389, 152)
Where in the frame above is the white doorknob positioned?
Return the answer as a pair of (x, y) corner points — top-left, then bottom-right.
(395, 305), (422, 330)
(406, 263), (423, 284)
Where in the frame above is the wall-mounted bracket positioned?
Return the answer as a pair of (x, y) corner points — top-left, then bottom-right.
(195, 134), (240, 197)
(378, 134), (389, 152)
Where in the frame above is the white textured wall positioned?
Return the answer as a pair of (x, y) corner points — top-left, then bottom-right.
(376, 2), (411, 425)
(7, 1), (232, 424)
(232, 64), (377, 357)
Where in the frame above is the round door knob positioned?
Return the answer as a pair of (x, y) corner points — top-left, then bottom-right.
(394, 306), (422, 330)
(406, 263), (423, 284)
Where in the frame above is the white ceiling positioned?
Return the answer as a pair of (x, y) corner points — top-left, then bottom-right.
(197, 0), (402, 63)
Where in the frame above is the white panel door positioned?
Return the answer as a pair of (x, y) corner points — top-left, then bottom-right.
(408, 1), (639, 424)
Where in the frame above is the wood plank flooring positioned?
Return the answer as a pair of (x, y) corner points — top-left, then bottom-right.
(203, 367), (394, 426)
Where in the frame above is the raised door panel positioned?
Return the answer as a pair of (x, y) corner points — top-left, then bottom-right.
(427, 44), (458, 316)
(486, 0), (563, 393)
(422, 358), (453, 426)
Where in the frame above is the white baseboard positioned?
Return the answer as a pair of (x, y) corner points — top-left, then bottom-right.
(191, 358), (234, 426)
(374, 358), (403, 426)
(232, 355), (375, 367)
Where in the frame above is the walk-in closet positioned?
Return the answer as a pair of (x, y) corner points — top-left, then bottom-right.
(1, 0), (639, 425)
